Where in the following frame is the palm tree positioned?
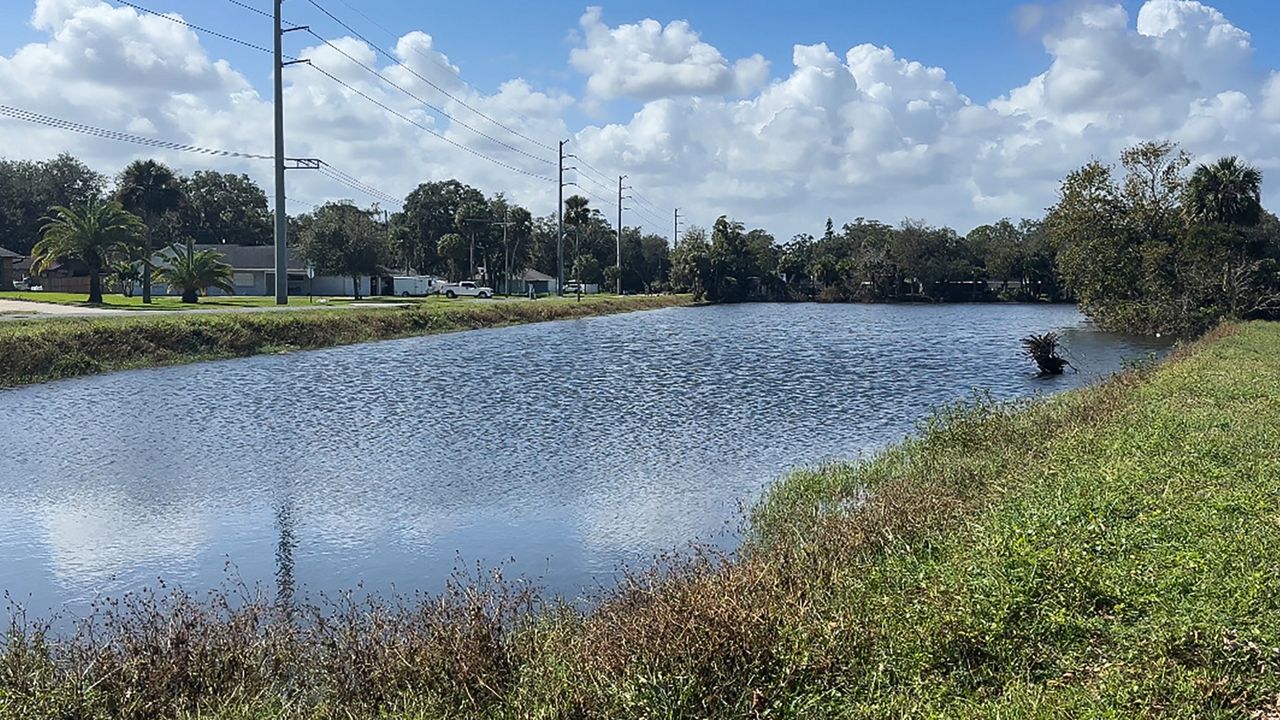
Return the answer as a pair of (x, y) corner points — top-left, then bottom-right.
(1184, 156), (1263, 227)
(116, 160), (183, 303)
(107, 260), (142, 297)
(32, 201), (144, 304)
(156, 241), (235, 303)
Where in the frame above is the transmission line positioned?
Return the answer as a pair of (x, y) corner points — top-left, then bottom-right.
(305, 0), (556, 153)
(115, 0), (286, 56)
(302, 28), (553, 165)
(0, 103), (399, 209)
(308, 64), (552, 181)
(0, 104), (274, 160)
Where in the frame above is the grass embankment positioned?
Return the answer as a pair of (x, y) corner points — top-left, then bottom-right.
(0, 294), (691, 387)
(3, 322), (1278, 718)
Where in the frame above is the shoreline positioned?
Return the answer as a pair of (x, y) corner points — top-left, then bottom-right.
(0, 294), (693, 388)
(3, 321), (1276, 717)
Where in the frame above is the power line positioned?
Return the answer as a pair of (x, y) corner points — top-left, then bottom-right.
(316, 165), (400, 206)
(0, 104), (275, 160)
(302, 28), (553, 166)
(630, 188), (662, 213)
(306, 0), (556, 153)
(224, 0), (273, 21)
(115, 0), (287, 57)
(0, 103), (399, 209)
(308, 64), (552, 182)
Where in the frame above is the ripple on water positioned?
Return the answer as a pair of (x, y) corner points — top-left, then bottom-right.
(0, 303), (1168, 613)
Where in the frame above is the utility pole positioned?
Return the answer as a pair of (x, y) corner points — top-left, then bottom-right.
(271, 1), (313, 304)
(674, 208), (681, 246)
(557, 139), (567, 295)
(617, 175), (626, 295)
(272, 0), (287, 305)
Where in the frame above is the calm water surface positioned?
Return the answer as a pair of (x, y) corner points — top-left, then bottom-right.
(0, 304), (1167, 614)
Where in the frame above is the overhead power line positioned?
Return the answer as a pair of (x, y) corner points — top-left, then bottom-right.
(304, 0), (556, 153)
(114, 0), (550, 183)
(0, 104), (274, 160)
(308, 64), (552, 182)
(115, 0), (286, 56)
(0, 103), (400, 209)
(302, 28), (553, 166)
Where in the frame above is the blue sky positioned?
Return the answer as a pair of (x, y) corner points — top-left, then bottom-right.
(5, 0), (1277, 115)
(3, 0), (1280, 236)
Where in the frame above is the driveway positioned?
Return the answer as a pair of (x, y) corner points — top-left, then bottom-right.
(0, 299), (130, 320)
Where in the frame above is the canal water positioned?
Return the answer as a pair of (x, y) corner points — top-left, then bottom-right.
(0, 303), (1167, 615)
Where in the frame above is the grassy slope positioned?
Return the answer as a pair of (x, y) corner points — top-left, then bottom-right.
(740, 321), (1280, 718)
(0, 294), (691, 387)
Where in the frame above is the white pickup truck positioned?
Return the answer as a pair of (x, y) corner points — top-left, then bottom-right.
(441, 281), (494, 299)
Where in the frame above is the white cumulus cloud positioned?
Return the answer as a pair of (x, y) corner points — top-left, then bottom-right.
(1, 0), (1279, 241)
(569, 6), (769, 101)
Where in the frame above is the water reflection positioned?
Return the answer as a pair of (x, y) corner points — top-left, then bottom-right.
(0, 304), (1168, 613)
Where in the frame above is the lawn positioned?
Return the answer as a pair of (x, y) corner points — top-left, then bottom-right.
(0, 291), (359, 309)
(0, 291), (657, 311)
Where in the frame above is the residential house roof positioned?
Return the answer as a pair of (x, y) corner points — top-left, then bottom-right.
(515, 268), (555, 282)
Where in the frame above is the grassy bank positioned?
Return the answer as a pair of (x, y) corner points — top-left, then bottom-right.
(3, 322), (1278, 718)
(0, 294), (691, 387)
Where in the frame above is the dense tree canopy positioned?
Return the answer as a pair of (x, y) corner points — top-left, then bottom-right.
(3, 148), (1276, 332)
(296, 202), (390, 300)
(1049, 141), (1280, 333)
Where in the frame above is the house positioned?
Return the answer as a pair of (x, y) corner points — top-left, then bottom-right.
(509, 268), (558, 296)
(154, 244), (392, 297)
(0, 247), (23, 288)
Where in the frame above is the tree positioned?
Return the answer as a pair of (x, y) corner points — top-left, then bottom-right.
(297, 202), (389, 300)
(1050, 142), (1279, 332)
(0, 154), (106, 255)
(157, 241), (236, 303)
(116, 160), (183, 304)
(437, 233), (468, 281)
(455, 200), (492, 279)
(31, 200), (143, 304)
(572, 255), (603, 285)
(670, 227), (711, 299)
(108, 260), (141, 297)
(178, 171), (272, 246)
(399, 180), (485, 274)
(1185, 156), (1263, 227)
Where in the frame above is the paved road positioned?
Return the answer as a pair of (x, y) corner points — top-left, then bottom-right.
(0, 298), (411, 321)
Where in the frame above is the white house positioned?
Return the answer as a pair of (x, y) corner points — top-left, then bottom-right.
(153, 244), (387, 297)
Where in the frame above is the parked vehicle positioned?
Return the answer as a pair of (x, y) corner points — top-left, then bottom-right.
(391, 275), (447, 297)
(442, 281), (493, 299)
(12, 278), (43, 291)
(563, 281), (583, 294)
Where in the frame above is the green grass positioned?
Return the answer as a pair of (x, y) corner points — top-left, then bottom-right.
(0, 291), (367, 310)
(3, 322), (1278, 719)
(0, 294), (692, 386)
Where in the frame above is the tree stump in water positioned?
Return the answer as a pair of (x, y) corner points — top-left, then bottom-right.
(1021, 332), (1071, 375)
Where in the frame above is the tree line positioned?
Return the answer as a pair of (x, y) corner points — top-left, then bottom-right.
(2, 143), (1276, 333)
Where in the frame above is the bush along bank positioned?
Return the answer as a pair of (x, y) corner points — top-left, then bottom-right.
(3, 321), (1279, 719)
(0, 295), (691, 388)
